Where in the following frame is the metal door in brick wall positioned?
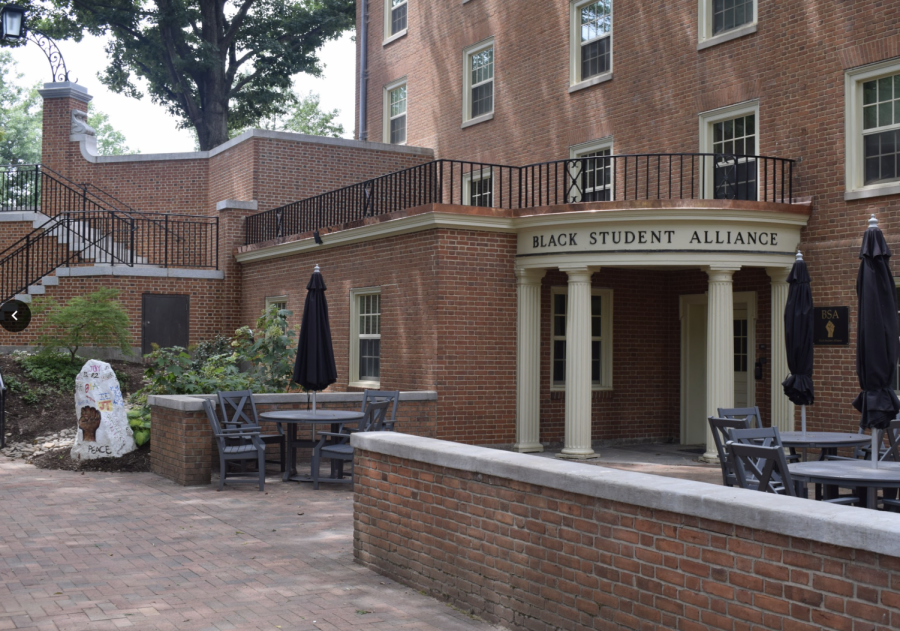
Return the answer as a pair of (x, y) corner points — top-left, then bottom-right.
(142, 294), (189, 355)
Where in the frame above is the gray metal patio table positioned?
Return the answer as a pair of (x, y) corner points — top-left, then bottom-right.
(788, 460), (900, 509)
(779, 431), (870, 461)
(258, 409), (365, 483)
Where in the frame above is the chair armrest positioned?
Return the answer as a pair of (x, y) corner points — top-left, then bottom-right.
(220, 425), (262, 433)
(317, 431), (351, 438)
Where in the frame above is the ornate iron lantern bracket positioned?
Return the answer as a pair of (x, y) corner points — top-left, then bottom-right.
(26, 29), (74, 83)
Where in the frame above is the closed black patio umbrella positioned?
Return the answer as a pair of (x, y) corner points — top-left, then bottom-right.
(782, 250), (815, 435)
(853, 215), (900, 467)
(293, 264), (337, 412)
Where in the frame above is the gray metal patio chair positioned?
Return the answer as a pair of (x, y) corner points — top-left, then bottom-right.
(218, 390), (285, 472)
(727, 442), (800, 497)
(311, 400), (391, 490)
(879, 419), (900, 511)
(707, 416), (750, 487)
(730, 427), (859, 506)
(204, 399), (266, 491)
(717, 407), (762, 429)
(361, 390), (400, 431)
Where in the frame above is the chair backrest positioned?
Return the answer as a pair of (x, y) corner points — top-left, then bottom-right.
(203, 399), (226, 445)
(884, 419), (900, 462)
(360, 400), (392, 433)
(729, 426), (783, 449)
(217, 390), (259, 427)
(361, 390), (400, 427)
(717, 407), (762, 429)
(727, 441), (796, 496)
(708, 416), (751, 486)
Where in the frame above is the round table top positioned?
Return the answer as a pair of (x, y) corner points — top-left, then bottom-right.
(779, 432), (871, 448)
(259, 409), (365, 423)
(788, 460), (900, 486)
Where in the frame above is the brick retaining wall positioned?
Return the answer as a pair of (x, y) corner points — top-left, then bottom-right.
(149, 392), (437, 485)
(352, 433), (900, 631)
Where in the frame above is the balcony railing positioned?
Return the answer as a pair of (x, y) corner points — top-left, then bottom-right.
(245, 153), (796, 245)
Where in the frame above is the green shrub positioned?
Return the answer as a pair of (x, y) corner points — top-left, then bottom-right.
(32, 288), (132, 363)
(132, 345), (251, 407)
(15, 351), (83, 390)
(190, 335), (233, 371)
(127, 407), (151, 446)
(232, 304), (297, 393)
(22, 385), (54, 406)
(2, 374), (26, 394)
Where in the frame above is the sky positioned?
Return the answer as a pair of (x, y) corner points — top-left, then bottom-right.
(8, 32), (357, 154)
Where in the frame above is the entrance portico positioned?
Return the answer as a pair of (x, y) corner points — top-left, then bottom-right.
(512, 200), (809, 457)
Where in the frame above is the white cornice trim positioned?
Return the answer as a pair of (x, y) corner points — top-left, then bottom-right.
(38, 82), (92, 103)
(236, 211), (516, 263)
(515, 207), (810, 230)
(70, 128), (434, 164)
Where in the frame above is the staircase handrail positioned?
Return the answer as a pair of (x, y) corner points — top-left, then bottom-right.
(0, 365), (6, 449)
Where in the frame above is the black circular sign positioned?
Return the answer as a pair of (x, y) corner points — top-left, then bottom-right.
(0, 300), (31, 333)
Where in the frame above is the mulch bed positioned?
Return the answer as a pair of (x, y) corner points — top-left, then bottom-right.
(32, 444), (152, 472)
(0, 355), (145, 443)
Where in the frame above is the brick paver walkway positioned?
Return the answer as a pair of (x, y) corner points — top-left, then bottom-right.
(0, 460), (499, 631)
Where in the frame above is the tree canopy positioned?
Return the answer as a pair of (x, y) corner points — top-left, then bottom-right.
(6, 0), (356, 150)
(234, 90), (344, 138)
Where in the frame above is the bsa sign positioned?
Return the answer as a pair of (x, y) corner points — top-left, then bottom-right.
(813, 307), (849, 345)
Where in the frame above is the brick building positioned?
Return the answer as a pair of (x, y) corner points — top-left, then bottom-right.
(6, 0), (900, 458)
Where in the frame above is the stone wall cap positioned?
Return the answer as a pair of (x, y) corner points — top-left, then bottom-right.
(351, 433), (900, 559)
(149, 390), (437, 411)
(39, 82), (92, 103)
(216, 199), (259, 211)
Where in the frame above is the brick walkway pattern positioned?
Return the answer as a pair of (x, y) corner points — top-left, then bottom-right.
(0, 460), (499, 631)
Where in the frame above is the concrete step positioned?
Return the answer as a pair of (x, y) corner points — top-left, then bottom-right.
(40, 275), (58, 286)
(13, 294), (31, 303)
(26, 284), (45, 295)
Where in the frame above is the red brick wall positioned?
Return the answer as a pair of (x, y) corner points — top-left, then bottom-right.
(356, 0), (900, 434)
(355, 447), (900, 631)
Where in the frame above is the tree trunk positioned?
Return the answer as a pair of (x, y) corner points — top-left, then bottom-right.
(195, 85), (230, 151)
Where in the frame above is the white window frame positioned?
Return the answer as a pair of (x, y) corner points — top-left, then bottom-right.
(350, 287), (382, 388)
(265, 295), (288, 311)
(383, 0), (408, 45)
(383, 78), (408, 145)
(698, 100), (759, 200)
(462, 167), (495, 207)
(845, 58), (900, 201)
(569, 0), (613, 93)
(568, 138), (614, 203)
(697, 0), (757, 51)
(550, 286), (613, 391)
(462, 38), (495, 128)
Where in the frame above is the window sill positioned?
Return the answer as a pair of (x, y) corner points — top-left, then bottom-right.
(461, 112), (494, 129)
(383, 29), (407, 47)
(568, 71), (613, 94)
(697, 23), (757, 51)
(845, 182), (900, 201)
(349, 380), (381, 389)
(550, 387), (613, 392)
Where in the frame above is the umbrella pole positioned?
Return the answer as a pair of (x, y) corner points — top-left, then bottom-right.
(873, 431), (879, 469)
(801, 404), (806, 436)
(312, 390), (317, 414)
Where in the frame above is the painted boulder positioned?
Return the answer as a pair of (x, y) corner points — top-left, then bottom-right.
(71, 359), (136, 460)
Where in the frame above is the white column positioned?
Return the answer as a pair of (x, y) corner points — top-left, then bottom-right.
(514, 267), (546, 452)
(703, 266), (738, 461)
(558, 266), (597, 459)
(766, 266), (795, 435)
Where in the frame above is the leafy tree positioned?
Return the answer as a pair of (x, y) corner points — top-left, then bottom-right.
(246, 90), (344, 137)
(32, 288), (133, 362)
(0, 52), (42, 166)
(15, 0), (355, 150)
(232, 303), (297, 392)
(87, 103), (136, 156)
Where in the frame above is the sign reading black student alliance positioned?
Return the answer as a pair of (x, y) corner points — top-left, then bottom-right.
(813, 307), (849, 345)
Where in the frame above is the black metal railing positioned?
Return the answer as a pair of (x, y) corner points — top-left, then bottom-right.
(245, 153), (796, 245)
(0, 211), (134, 303)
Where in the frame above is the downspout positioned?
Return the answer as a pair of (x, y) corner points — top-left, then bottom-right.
(358, 0), (368, 141)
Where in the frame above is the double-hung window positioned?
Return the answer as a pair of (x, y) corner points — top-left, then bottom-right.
(700, 101), (759, 201)
(698, 0), (757, 49)
(569, 139), (613, 202)
(384, 80), (407, 145)
(845, 61), (900, 199)
(265, 296), (288, 312)
(384, 0), (407, 41)
(550, 287), (613, 390)
(350, 289), (381, 387)
(463, 39), (494, 125)
(570, 0), (612, 91)
(464, 168), (493, 207)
